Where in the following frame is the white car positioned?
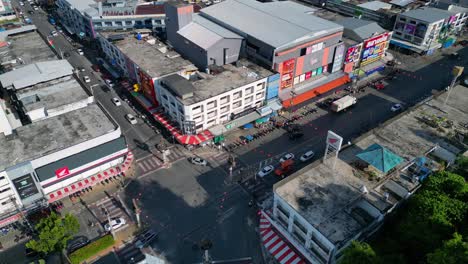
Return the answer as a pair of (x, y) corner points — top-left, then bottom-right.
(257, 165), (274, 178)
(300, 151), (315, 162)
(190, 157), (207, 166)
(33, 5), (39, 10)
(83, 76), (91, 83)
(280, 153), (295, 163)
(111, 98), (121, 106)
(104, 217), (126, 231)
(19, 2), (24, 6)
(105, 79), (115, 87)
(77, 48), (84, 55)
(126, 114), (137, 124)
(50, 30), (58, 36)
(391, 103), (402, 112)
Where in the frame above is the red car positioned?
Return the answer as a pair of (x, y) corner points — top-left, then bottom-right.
(374, 81), (385, 90)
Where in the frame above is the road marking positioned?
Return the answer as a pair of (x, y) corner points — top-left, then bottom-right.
(145, 157), (158, 167)
(151, 156), (162, 166)
(138, 162), (150, 172)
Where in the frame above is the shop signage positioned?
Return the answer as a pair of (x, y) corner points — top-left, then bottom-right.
(280, 58), (295, 89)
(362, 33), (390, 62)
(344, 43), (362, 64)
(326, 131), (343, 151)
(12, 174), (39, 200)
(231, 107), (255, 120)
(55, 166), (70, 178)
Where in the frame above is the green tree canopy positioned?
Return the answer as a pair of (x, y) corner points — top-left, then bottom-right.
(340, 241), (380, 264)
(26, 212), (80, 255)
(427, 233), (468, 264)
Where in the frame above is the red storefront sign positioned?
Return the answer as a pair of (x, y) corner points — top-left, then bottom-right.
(55, 167), (70, 178)
(138, 69), (158, 106)
(280, 58), (296, 90)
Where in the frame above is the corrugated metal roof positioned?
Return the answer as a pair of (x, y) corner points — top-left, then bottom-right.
(358, 1), (392, 11)
(337, 17), (386, 41)
(192, 14), (242, 39)
(200, 0), (342, 49)
(177, 22), (223, 50)
(0, 25), (37, 41)
(0, 60), (74, 90)
(390, 0), (415, 7)
(35, 137), (127, 182)
(400, 7), (453, 23)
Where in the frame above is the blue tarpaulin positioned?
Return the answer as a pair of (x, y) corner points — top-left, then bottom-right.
(357, 144), (403, 173)
(244, 123), (254, 129)
(245, 135), (254, 141)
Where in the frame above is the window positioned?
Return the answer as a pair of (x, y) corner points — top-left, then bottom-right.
(399, 17), (406, 22)
(233, 91), (242, 100)
(194, 115), (204, 123)
(104, 22), (112, 27)
(125, 21), (132, 25)
(207, 110), (217, 119)
(192, 105), (203, 114)
(410, 20), (416, 24)
(256, 82), (265, 90)
(170, 102), (176, 107)
(115, 21), (122, 26)
(220, 95), (230, 105)
(220, 105), (229, 114)
(220, 114), (228, 121)
(195, 124), (203, 130)
(256, 92), (264, 99)
(0, 176), (5, 181)
(245, 86), (253, 95)
(0, 187), (10, 193)
(232, 100), (242, 109)
(207, 119), (216, 125)
(300, 47), (307, 56)
(294, 220), (308, 234)
(206, 100), (217, 110)
(245, 96), (253, 104)
(395, 32), (402, 36)
(178, 105), (184, 114)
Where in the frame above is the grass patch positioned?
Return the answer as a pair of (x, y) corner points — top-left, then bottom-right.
(69, 235), (115, 264)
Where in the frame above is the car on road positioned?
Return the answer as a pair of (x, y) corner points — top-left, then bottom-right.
(32, 5), (38, 10)
(50, 30), (58, 36)
(19, 1), (24, 6)
(125, 114), (137, 124)
(135, 229), (157, 249)
(257, 165), (274, 178)
(105, 79), (115, 87)
(77, 48), (84, 55)
(56, 26), (63, 33)
(27, 10), (34, 14)
(83, 76), (91, 83)
(104, 217), (126, 231)
(391, 103), (402, 112)
(92, 65), (101, 72)
(190, 157), (207, 166)
(111, 97), (121, 106)
(300, 151), (315, 162)
(280, 153), (294, 163)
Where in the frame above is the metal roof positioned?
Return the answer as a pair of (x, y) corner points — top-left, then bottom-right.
(357, 1), (392, 11)
(357, 143), (403, 173)
(177, 22), (223, 50)
(400, 7), (453, 23)
(200, 0), (342, 49)
(35, 137), (127, 182)
(0, 25), (37, 41)
(192, 14), (242, 40)
(390, 0), (415, 7)
(0, 60), (74, 90)
(160, 74), (194, 100)
(337, 17), (386, 41)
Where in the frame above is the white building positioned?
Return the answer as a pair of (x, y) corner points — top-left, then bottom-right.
(55, 0), (166, 38)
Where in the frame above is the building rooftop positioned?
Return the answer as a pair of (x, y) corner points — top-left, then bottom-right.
(200, 0), (343, 50)
(357, 1), (392, 11)
(0, 60), (74, 90)
(0, 103), (117, 172)
(275, 85), (468, 245)
(0, 29), (56, 69)
(15, 76), (89, 113)
(101, 31), (195, 78)
(337, 17), (387, 41)
(161, 59), (274, 105)
(399, 7), (453, 23)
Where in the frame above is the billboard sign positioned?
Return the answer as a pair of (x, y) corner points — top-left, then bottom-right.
(326, 130), (343, 151)
(55, 166), (70, 178)
(280, 58), (295, 89)
(361, 33), (390, 63)
(12, 174), (40, 200)
(138, 69), (158, 106)
(344, 43), (362, 63)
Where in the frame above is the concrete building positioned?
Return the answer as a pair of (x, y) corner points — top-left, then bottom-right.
(0, 27), (132, 229)
(196, 0), (350, 108)
(55, 0), (167, 38)
(391, 7), (467, 54)
(260, 85), (468, 264)
(0, 0), (16, 21)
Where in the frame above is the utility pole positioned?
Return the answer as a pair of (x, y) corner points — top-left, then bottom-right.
(10, 196), (34, 234)
(444, 66), (464, 107)
(132, 198), (141, 228)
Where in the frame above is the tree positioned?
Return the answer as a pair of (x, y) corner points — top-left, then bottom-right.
(340, 241), (380, 264)
(26, 212), (80, 255)
(427, 233), (468, 264)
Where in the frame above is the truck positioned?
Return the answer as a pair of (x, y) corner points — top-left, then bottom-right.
(330, 95), (357, 112)
(275, 159), (294, 178)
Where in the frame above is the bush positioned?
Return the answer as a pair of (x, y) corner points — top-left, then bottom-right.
(69, 235), (115, 264)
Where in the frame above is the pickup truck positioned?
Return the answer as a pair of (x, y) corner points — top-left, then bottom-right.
(275, 159), (294, 178)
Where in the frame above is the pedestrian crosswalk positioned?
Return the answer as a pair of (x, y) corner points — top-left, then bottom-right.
(92, 196), (129, 230)
(136, 147), (186, 174)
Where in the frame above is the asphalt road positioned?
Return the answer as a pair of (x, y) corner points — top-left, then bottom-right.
(18, 3), (164, 160)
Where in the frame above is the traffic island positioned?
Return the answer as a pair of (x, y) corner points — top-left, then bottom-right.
(68, 235), (115, 264)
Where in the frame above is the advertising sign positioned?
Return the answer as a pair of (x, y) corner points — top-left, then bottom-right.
(361, 33), (390, 63)
(344, 43), (362, 63)
(55, 167), (70, 178)
(280, 58), (296, 89)
(12, 174), (39, 200)
(326, 130), (343, 151)
(138, 69), (158, 106)
(404, 24), (416, 35)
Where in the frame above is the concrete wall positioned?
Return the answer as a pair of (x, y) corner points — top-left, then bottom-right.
(208, 38), (242, 67)
(165, 3), (193, 46)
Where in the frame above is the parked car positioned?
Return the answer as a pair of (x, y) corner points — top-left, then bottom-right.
(28, 10), (34, 14)
(190, 157), (207, 166)
(91, 65), (101, 72)
(280, 153), (295, 163)
(77, 48), (84, 55)
(56, 26), (63, 33)
(257, 165), (274, 178)
(19, 1), (25, 6)
(83, 76), (91, 83)
(391, 103), (402, 112)
(104, 217), (126, 231)
(63, 52), (70, 58)
(32, 5), (39, 10)
(105, 79), (115, 87)
(125, 114), (137, 124)
(300, 151), (315, 162)
(50, 30), (58, 36)
(111, 97), (121, 106)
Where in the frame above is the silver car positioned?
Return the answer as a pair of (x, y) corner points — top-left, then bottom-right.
(190, 157), (207, 166)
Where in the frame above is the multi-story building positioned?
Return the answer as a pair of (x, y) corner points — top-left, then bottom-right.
(55, 0), (167, 38)
(0, 27), (132, 228)
(391, 7), (467, 54)
(0, 0), (16, 21)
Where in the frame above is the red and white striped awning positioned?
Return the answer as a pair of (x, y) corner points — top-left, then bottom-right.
(152, 111), (213, 145)
(47, 152), (134, 203)
(259, 211), (306, 264)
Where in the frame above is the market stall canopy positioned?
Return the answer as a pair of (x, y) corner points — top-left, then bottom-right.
(356, 143), (403, 173)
